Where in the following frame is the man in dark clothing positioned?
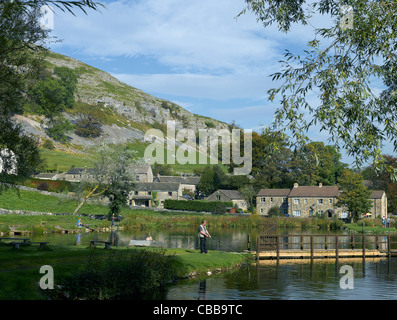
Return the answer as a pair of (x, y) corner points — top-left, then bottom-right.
(198, 220), (211, 254)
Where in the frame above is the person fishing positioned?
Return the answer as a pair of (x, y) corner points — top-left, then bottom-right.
(198, 219), (211, 254)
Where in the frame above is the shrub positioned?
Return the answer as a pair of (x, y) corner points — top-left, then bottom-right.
(164, 199), (233, 213)
(49, 249), (176, 300)
(42, 139), (54, 150)
(37, 181), (49, 191)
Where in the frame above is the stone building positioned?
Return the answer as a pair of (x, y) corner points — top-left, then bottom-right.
(256, 189), (290, 216)
(127, 164), (153, 183)
(256, 183), (387, 219)
(128, 182), (183, 208)
(60, 164), (153, 183)
(206, 189), (248, 211)
(153, 174), (200, 194)
(370, 190), (388, 218)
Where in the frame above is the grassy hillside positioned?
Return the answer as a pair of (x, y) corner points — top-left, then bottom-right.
(39, 140), (225, 174)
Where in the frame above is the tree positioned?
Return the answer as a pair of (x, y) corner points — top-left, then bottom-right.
(74, 114), (103, 138)
(73, 142), (137, 218)
(46, 115), (74, 142)
(240, 0), (397, 176)
(288, 142), (347, 186)
(248, 130), (292, 189)
(336, 169), (372, 222)
(362, 154), (397, 213)
(0, 0), (102, 190)
(239, 184), (256, 212)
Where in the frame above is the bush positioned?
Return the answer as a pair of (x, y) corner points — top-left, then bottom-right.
(164, 199), (233, 214)
(37, 181), (49, 191)
(50, 249), (176, 300)
(42, 139), (54, 150)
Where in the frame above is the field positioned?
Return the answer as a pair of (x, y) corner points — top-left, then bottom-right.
(39, 141), (226, 174)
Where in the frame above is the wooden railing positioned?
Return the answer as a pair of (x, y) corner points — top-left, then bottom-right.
(256, 234), (396, 260)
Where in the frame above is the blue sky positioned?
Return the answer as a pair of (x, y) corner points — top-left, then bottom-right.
(47, 0), (395, 166)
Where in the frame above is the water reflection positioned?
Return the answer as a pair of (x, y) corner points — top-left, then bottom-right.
(167, 258), (397, 300)
(198, 280), (207, 300)
(27, 227), (397, 299)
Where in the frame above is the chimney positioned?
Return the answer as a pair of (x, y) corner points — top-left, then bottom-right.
(319, 183), (323, 188)
(293, 183), (298, 188)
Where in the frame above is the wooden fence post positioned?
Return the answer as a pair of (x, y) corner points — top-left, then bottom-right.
(335, 235), (339, 260)
(276, 236), (280, 260)
(362, 235), (366, 257)
(388, 235), (391, 258)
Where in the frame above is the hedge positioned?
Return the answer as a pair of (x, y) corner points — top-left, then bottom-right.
(164, 199), (233, 214)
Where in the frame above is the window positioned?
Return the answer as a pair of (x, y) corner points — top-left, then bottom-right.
(304, 199), (308, 204)
(294, 199), (300, 204)
(260, 197), (266, 203)
(148, 191), (152, 195)
(293, 210), (301, 217)
(283, 198), (287, 203)
(216, 195), (221, 201)
(260, 208), (264, 214)
(270, 198), (274, 203)
(329, 198), (333, 204)
(318, 199), (323, 204)
(134, 191), (138, 195)
(168, 192), (173, 196)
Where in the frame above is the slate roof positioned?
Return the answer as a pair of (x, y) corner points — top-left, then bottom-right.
(257, 189), (291, 197)
(257, 184), (387, 199)
(371, 190), (385, 199)
(154, 175), (200, 185)
(65, 167), (94, 175)
(134, 182), (181, 192)
(288, 185), (340, 197)
(127, 164), (152, 174)
(212, 189), (244, 200)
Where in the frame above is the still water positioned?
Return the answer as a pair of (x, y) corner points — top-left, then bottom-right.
(31, 228), (397, 300)
(167, 258), (397, 300)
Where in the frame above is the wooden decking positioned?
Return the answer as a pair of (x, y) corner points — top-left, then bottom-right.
(255, 234), (396, 260)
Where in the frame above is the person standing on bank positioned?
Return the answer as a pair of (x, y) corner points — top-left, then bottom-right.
(198, 220), (211, 254)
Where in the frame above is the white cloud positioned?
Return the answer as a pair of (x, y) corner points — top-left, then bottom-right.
(50, 0), (279, 74)
(113, 72), (271, 101)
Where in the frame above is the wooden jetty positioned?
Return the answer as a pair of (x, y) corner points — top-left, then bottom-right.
(255, 234), (397, 260)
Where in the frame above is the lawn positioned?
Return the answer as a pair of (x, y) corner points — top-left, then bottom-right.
(0, 244), (250, 300)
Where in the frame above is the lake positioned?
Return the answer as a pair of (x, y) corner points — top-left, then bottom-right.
(30, 227), (397, 300)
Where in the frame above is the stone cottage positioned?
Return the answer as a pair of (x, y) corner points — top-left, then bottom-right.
(128, 182), (183, 208)
(153, 174), (200, 194)
(256, 183), (388, 219)
(206, 189), (248, 211)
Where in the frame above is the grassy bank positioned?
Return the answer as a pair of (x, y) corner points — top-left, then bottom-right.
(0, 244), (250, 300)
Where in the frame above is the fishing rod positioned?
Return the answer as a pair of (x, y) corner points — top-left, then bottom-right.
(209, 237), (236, 252)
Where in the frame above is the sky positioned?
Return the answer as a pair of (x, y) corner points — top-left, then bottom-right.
(46, 0), (395, 166)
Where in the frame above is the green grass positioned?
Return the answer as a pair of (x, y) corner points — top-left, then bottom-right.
(0, 188), (107, 216)
(39, 148), (91, 172)
(39, 140), (226, 174)
(0, 244), (250, 299)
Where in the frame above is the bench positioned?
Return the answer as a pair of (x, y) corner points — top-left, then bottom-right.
(90, 240), (111, 249)
(0, 237), (30, 244)
(27, 241), (49, 249)
(0, 238), (30, 249)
